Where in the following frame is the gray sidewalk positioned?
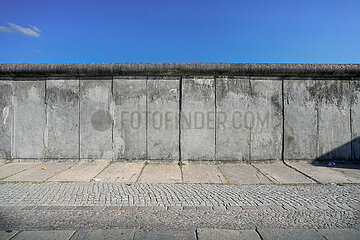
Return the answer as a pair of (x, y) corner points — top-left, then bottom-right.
(1, 161), (359, 184)
(1, 228), (360, 240)
(0, 161), (359, 238)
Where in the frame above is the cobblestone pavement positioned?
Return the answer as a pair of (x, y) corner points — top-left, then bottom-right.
(0, 182), (359, 231)
(0, 182), (359, 209)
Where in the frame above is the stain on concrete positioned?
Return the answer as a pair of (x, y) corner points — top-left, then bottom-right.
(47, 86), (78, 104)
(307, 80), (350, 107)
(91, 110), (112, 132)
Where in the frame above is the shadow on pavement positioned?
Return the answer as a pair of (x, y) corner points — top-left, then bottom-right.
(311, 137), (360, 169)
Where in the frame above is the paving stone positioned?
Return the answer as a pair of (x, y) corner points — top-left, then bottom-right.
(12, 230), (75, 240)
(218, 164), (271, 184)
(104, 206), (120, 211)
(80, 79), (112, 159)
(134, 230), (196, 240)
(250, 79), (282, 160)
(91, 206), (105, 211)
(96, 162), (143, 183)
(286, 161), (360, 183)
(284, 80), (317, 160)
(113, 78), (147, 160)
(4, 162), (74, 182)
(197, 228), (261, 240)
(183, 206), (196, 211)
(47, 206), (63, 211)
(253, 162), (314, 184)
(0, 163), (41, 179)
(21, 206), (35, 210)
(147, 77), (179, 160)
(61, 206), (75, 210)
(169, 206), (183, 211)
(34, 206), (49, 210)
(46, 162), (109, 182)
(317, 228), (360, 240)
(13, 81), (46, 158)
(74, 206), (92, 210)
(241, 206), (256, 211)
(138, 163), (181, 183)
(70, 229), (135, 240)
(153, 206), (167, 211)
(268, 205), (284, 211)
(0, 81), (13, 159)
(212, 206), (226, 211)
(121, 206), (137, 211)
(0, 230), (19, 240)
(317, 80), (351, 160)
(257, 229), (325, 240)
(46, 79), (79, 158)
(226, 206), (242, 211)
(256, 205), (270, 211)
(181, 77), (215, 160)
(196, 206), (212, 211)
(138, 206), (153, 211)
(216, 77), (251, 161)
(182, 164), (226, 184)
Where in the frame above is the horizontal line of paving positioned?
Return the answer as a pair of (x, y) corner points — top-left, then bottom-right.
(1, 204), (355, 212)
(3, 228), (359, 240)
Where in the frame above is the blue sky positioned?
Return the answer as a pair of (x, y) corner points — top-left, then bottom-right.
(0, 0), (359, 63)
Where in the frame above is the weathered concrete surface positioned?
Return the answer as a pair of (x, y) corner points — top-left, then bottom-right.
(3, 162), (73, 182)
(147, 77), (179, 160)
(134, 230), (196, 240)
(197, 228), (261, 240)
(46, 79), (79, 159)
(317, 229), (360, 240)
(181, 77), (215, 160)
(96, 162), (143, 183)
(318, 80), (351, 160)
(80, 79), (112, 159)
(13, 81), (46, 159)
(0, 230), (19, 240)
(250, 79), (282, 160)
(138, 163), (181, 184)
(218, 164), (271, 184)
(286, 161), (360, 183)
(284, 80), (317, 159)
(216, 77), (251, 161)
(47, 162), (109, 182)
(11, 230), (75, 240)
(0, 163), (41, 179)
(0, 81), (13, 159)
(182, 164), (226, 184)
(113, 78), (146, 160)
(257, 229), (325, 240)
(253, 162), (314, 184)
(331, 163), (360, 182)
(351, 80), (360, 160)
(70, 229), (135, 240)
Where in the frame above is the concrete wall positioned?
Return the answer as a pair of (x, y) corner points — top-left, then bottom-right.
(0, 63), (360, 162)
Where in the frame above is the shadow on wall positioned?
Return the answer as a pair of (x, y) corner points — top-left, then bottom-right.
(311, 137), (360, 169)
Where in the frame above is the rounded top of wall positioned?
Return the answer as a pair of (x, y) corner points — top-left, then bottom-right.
(0, 63), (360, 78)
